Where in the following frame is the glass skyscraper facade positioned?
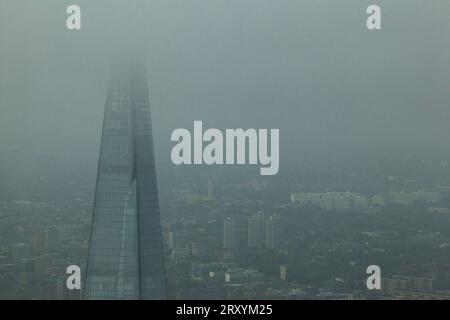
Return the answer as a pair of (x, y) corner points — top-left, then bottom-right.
(84, 64), (167, 299)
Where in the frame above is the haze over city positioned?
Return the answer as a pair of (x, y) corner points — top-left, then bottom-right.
(1, 0), (450, 300)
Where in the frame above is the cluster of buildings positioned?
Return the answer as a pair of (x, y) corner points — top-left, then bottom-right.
(381, 276), (435, 294)
(389, 190), (440, 205)
(290, 192), (383, 210)
(223, 212), (280, 250)
(291, 189), (443, 210)
(174, 262), (292, 299)
(0, 200), (89, 299)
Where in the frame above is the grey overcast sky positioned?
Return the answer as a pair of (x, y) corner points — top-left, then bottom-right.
(1, 1), (450, 197)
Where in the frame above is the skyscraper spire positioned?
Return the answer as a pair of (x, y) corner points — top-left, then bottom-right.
(84, 64), (166, 299)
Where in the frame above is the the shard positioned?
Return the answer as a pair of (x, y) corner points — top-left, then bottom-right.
(84, 63), (167, 299)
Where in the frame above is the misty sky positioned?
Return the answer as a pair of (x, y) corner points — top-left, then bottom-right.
(1, 0), (450, 198)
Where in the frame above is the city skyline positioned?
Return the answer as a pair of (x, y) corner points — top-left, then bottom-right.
(1, 0), (450, 302)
